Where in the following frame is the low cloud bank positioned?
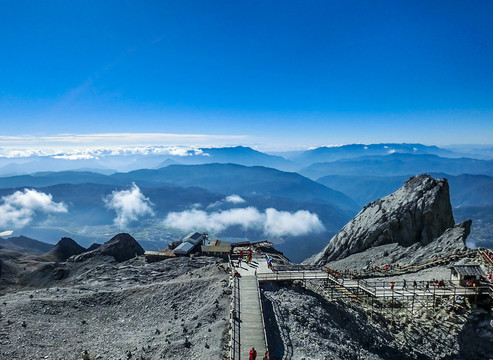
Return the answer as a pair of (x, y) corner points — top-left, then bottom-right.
(225, 195), (246, 204)
(164, 207), (324, 237)
(0, 189), (67, 229)
(208, 194), (246, 209)
(263, 208), (325, 237)
(104, 183), (154, 228)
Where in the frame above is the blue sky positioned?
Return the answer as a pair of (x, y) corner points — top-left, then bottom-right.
(0, 1), (492, 151)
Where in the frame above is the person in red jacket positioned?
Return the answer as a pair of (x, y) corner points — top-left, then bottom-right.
(249, 347), (257, 360)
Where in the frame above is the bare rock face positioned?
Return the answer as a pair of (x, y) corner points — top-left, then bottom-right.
(71, 233), (144, 263)
(45, 237), (86, 262)
(307, 174), (455, 265)
(86, 243), (102, 251)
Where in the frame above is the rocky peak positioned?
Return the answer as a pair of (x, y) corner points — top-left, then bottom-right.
(45, 237), (86, 262)
(307, 174), (456, 265)
(70, 233), (144, 263)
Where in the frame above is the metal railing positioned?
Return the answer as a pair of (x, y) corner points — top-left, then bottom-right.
(325, 275), (492, 299)
(231, 275), (241, 360)
(257, 270), (329, 282)
(229, 254), (241, 360)
(255, 277), (269, 356)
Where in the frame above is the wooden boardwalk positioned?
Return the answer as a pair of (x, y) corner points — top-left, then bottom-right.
(238, 276), (267, 359)
(230, 257), (268, 360)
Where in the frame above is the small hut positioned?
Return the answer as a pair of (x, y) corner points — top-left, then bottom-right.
(450, 264), (485, 286)
(201, 239), (231, 259)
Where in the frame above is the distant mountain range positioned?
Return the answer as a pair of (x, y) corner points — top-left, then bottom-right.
(1, 142), (493, 259)
(291, 143), (460, 164)
(0, 164), (358, 262)
(317, 173), (493, 208)
(0, 164), (358, 212)
(158, 146), (296, 170)
(0, 235), (54, 255)
(2, 143), (492, 176)
(0, 146), (297, 175)
(300, 153), (493, 179)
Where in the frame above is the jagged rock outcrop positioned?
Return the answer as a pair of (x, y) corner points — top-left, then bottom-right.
(45, 237), (86, 262)
(325, 220), (471, 270)
(70, 233), (144, 263)
(307, 174), (456, 265)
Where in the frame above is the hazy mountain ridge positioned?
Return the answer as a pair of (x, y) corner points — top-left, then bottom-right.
(291, 143), (461, 165)
(1, 143), (489, 177)
(0, 235), (54, 255)
(0, 146), (295, 176)
(114, 164), (359, 212)
(0, 165), (356, 262)
(317, 173), (493, 208)
(301, 153), (493, 179)
(1, 143), (492, 259)
(158, 146), (296, 170)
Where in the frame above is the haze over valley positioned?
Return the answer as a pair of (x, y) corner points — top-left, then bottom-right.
(1, 143), (493, 262)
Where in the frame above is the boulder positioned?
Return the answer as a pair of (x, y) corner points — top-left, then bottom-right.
(70, 233), (144, 263)
(306, 174), (455, 265)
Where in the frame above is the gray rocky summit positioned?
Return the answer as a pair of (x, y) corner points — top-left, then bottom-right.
(70, 233), (144, 263)
(45, 237), (86, 262)
(307, 174), (458, 265)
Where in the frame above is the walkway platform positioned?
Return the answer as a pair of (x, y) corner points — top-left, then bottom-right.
(232, 255), (268, 359)
(239, 275), (267, 359)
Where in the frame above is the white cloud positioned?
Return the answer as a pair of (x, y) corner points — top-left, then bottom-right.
(164, 207), (263, 233)
(104, 183), (154, 228)
(4, 189), (67, 213)
(164, 207), (324, 237)
(0, 144), (213, 159)
(210, 207), (264, 231)
(165, 209), (214, 232)
(0, 230), (13, 237)
(52, 154), (97, 160)
(225, 195), (246, 204)
(263, 208), (325, 237)
(208, 194), (247, 209)
(0, 204), (32, 228)
(0, 133), (248, 158)
(0, 189), (68, 229)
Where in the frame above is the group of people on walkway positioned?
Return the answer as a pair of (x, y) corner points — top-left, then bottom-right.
(249, 347), (269, 360)
(237, 249), (254, 267)
(389, 278), (448, 291)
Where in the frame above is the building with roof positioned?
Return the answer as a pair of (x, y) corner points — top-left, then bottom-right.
(201, 239), (231, 258)
(173, 232), (208, 256)
(450, 264), (485, 286)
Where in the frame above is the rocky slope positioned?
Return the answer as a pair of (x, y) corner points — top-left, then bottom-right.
(307, 174), (456, 265)
(0, 256), (231, 360)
